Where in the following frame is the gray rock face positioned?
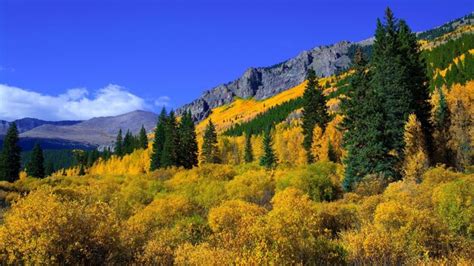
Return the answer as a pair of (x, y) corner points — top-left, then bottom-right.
(177, 41), (353, 121)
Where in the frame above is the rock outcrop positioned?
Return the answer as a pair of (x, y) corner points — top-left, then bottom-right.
(177, 41), (353, 121)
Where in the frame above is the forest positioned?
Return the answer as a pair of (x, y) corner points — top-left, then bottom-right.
(0, 8), (472, 265)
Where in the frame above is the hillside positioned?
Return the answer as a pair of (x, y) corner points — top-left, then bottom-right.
(20, 110), (157, 147)
(0, 9), (473, 266)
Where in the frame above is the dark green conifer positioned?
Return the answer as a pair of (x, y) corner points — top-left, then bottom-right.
(160, 110), (179, 167)
(301, 69), (329, 163)
(201, 120), (220, 164)
(244, 132), (254, 163)
(150, 108), (167, 171)
(259, 128), (277, 169)
(178, 111), (198, 169)
(0, 123), (21, 182)
(123, 130), (134, 155)
(26, 143), (45, 178)
(139, 125), (148, 149)
(114, 129), (124, 157)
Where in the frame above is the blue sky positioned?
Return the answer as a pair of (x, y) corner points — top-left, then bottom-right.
(0, 0), (472, 121)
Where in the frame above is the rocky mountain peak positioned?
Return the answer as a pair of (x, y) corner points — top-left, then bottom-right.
(176, 40), (353, 122)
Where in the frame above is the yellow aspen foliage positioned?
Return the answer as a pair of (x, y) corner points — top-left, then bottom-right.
(274, 121), (306, 166)
(174, 243), (235, 265)
(89, 148), (151, 176)
(208, 200), (266, 250)
(403, 114), (429, 183)
(225, 169), (275, 205)
(0, 187), (121, 264)
(311, 115), (345, 163)
(445, 82), (473, 170)
(218, 135), (244, 165)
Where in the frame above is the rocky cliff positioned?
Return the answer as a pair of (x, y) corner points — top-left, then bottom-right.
(176, 41), (354, 121)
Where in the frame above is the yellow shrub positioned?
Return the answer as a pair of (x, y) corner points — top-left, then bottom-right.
(225, 169), (275, 205)
(0, 187), (121, 264)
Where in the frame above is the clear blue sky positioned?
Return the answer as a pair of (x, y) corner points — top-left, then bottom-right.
(0, 0), (472, 120)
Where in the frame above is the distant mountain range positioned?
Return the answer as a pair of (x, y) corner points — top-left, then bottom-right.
(0, 110), (157, 150)
(0, 118), (81, 135)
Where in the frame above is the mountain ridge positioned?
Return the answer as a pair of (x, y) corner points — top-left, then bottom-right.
(176, 12), (474, 122)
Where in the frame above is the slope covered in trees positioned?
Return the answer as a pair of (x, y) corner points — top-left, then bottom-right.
(0, 9), (473, 265)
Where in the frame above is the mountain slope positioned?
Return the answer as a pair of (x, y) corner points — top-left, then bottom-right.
(0, 118), (81, 135)
(178, 12), (474, 123)
(177, 41), (353, 121)
(21, 110), (157, 147)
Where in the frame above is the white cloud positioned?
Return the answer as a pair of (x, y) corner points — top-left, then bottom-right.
(0, 84), (157, 121)
(154, 96), (171, 107)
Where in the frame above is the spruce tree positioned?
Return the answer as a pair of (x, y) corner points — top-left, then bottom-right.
(0, 123), (21, 182)
(244, 132), (254, 163)
(123, 130), (134, 155)
(78, 164), (86, 176)
(45, 161), (55, 177)
(260, 128), (277, 169)
(26, 143), (45, 178)
(398, 19), (434, 162)
(369, 8), (418, 180)
(139, 125), (148, 149)
(150, 108), (167, 171)
(201, 120), (220, 164)
(178, 111), (198, 169)
(341, 49), (391, 190)
(301, 69), (329, 163)
(160, 110), (179, 167)
(115, 129), (124, 157)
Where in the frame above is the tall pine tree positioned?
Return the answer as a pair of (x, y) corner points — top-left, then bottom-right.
(244, 132), (254, 163)
(139, 125), (148, 149)
(341, 49), (392, 190)
(301, 69), (329, 163)
(398, 19), (434, 163)
(26, 143), (45, 178)
(115, 129), (124, 157)
(201, 119), (220, 164)
(123, 130), (134, 155)
(150, 108), (167, 171)
(0, 123), (21, 182)
(178, 111), (198, 169)
(260, 128), (277, 169)
(160, 110), (179, 167)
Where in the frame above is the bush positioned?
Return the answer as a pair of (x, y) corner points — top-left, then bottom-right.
(0, 187), (122, 264)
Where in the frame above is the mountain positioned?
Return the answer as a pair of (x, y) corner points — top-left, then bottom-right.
(20, 110), (157, 148)
(176, 41), (354, 121)
(177, 12), (474, 122)
(0, 118), (81, 135)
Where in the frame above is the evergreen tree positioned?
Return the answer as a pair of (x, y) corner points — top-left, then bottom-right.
(123, 130), (134, 155)
(177, 111), (198, 169)
(341, 49), (392, 190)
(150, 108), (167, 171)
(78, 164), (85, 176)
(139, 125), (148, 149)
(26, 143), (45, 178)
(398, 19), (434, 162)
(45, 161), (55, 177)
(201, 120), (220, 164)
(432, 87), (452, 165)
(114, 129), (124, 157)
(244, 132), (254, 163)
(260, 128), (277, 169)
(301, 69), (329, 163)
(0, 123), (21, 182)
(160, 110), (179, 167)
